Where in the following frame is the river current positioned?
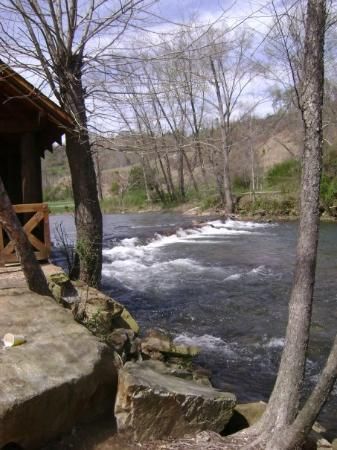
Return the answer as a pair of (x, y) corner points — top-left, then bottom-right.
(50, 213), (337, 438)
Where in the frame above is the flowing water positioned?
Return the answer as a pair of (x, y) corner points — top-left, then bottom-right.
(50, 213), (337, 439)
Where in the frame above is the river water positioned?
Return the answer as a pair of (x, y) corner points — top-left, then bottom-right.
(50, 213), (337, 439)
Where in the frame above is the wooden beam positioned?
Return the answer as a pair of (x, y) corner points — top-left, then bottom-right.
(14, 203), (47, 213)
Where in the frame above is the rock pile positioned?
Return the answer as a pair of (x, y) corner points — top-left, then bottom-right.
(47, 271), (238, 443)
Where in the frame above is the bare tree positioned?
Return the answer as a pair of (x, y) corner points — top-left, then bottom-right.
(0, 0), (151, 287)
(0, 177), (51, 296)
(222, 1), (329, 448)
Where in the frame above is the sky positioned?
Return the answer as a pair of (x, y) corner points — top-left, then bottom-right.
(153, 0), (261, 22)
(3, 0), (280, 130)
(150, 0), (273, 31)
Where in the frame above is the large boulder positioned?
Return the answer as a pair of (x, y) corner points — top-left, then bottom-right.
(115, 360), (236, 441)
(0, 288), (117, 449)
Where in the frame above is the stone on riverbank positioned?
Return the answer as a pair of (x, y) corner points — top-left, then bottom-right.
(0, 288), (117, 449)
(141, 328), (199, 361)
(115, 360), (236, 441)
(67, 281), (139, 336)
(46, 270), (139, 339)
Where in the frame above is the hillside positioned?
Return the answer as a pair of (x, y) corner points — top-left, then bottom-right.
(41, 109), (337, 217)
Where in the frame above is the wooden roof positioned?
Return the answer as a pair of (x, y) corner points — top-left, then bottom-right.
(0, 60), (73, 151)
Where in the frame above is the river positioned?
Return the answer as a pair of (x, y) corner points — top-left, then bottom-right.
(50, 213), (337, 439)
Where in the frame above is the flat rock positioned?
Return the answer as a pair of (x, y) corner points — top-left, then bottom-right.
(115, 360), (236, 441)
(0, 288), (117, 449)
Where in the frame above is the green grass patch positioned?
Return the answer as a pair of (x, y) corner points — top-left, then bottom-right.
(101, 189), (149, 212)
(48, 200), (74, 214)
(265, 159), (300, 193)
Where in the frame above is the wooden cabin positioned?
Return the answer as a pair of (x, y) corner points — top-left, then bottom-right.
(0, 61), (73, 264)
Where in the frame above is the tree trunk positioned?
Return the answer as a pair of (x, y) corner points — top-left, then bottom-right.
(177, 148), (185, 199)
(94, 150), (103, 201)
(0, 177), (51, 297)
(61, 58), (103, 288)
(254, 0), (326, 444)
(182, 148), (199, 195)
(276, 335), (337, 450)
(223, 138), (233, 213)
(209, 57), (234, 213)
(66, 130), (103, 288)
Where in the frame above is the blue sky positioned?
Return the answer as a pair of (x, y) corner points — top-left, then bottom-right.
(154, 0), (227, 21)
(151, 0), (265, 24)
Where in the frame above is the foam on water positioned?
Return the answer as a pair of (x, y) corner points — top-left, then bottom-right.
(265, 337), (285, 348)
(174, 333), (237, 358)
(173, 332), (290, 373)
(102, 219), (276, 292)
(224, 265), (274, 282)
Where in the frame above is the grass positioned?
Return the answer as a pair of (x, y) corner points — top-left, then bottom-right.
(264, 159), (300, 193)
(101, 189), (149, 213)
(48, 200), (74, 214)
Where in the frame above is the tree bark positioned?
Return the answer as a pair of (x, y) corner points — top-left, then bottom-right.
(255, 0), (326, 445)
(0, 177), (51, 297)
(61, 57), (103, 288)
(209, 57), (234, 213)
(66, 129), (102, 287)
(178, 147), (185, 199)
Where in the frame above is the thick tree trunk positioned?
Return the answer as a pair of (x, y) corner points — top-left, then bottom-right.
(254, 0), (326, 446)
(61, 58), (103, 288)
(0, 177), (51, 297)
(66, 130), (102, 287)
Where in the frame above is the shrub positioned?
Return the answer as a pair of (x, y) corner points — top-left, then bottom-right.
(128, 166), (145, 191)
(265, 159), (300, 192)
(111, 180), (119, 194)
(44, 184), (73, 201)
(233, 175), (251, 193)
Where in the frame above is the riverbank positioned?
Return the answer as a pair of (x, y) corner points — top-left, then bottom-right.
(47, 196), (337, 224)
(46, 213), (337, 445)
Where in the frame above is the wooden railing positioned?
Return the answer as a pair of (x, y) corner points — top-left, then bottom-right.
(0, 203), (51, 265)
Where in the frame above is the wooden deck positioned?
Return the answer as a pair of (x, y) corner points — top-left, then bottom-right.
(0, 202), (51, 265)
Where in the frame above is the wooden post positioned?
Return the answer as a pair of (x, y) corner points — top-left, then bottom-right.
(21, 132), (43, 204)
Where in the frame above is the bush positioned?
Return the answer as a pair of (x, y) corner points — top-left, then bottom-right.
(44, 184), (73, 202)
(111, 180), (119, 194)
(238, 194), (297, 216)
(265, 159), (300, 192)
(101, 189), (148, 212)
(320, 174), (337, 212)
(233, 175), (251, 193)
(128, 166), (145, 191)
